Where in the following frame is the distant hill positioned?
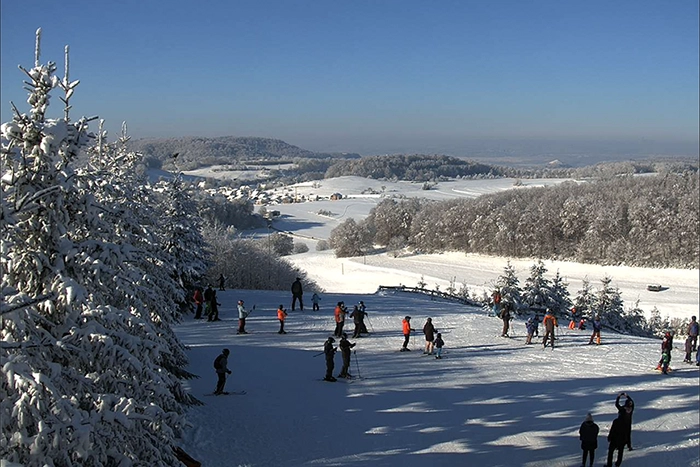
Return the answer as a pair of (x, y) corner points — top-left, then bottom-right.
(129, 136), (360, 171)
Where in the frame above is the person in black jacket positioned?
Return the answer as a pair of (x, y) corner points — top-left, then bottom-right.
(423, 317), (437, 354)
(323, 337), (337, 382)
(291, 277), (304, 311)
(614, 392), (635, 451)
(579, 412), (599, 467)
(606, 412), (626, 467)
(337, 333), (356, 378)
(213, 349), (232, 395)
(500, 303), (512, 337)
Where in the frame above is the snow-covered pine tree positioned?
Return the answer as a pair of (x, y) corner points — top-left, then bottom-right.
(1, 30), (195, 466)
(522, 260), (554, 311)
(593, 275), (625, 331)
(549, 270), (572, 315)
(495, 260), (523, 312)
(572, 278), (596, 320)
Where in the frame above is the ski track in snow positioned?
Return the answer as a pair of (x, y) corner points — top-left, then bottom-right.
(176, 289), (700, 467)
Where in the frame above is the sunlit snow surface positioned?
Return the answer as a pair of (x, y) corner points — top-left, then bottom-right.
(177, 175), (698, 466)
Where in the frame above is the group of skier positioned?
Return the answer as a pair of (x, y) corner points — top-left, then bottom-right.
(578, 392), (635, 467)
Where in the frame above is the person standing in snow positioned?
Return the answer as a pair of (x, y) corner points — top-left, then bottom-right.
(614, 392), (635, 451)
(277, 304), (288, 334)
(311, 292), (321, 311)
(606, 412), (627, 467)
(203, 285), (214, 319)
(291, 277), (304, 311)
(525, 316), (537, 344)
(334, 302), (347, 337)
(193, 287), (204, 319)
(660, 350), (671, 374)
(656, 331), (673, 370)
(588, 315), (602, 345)
(400, 316), (415, 351)
(579, 412), (599, 467)
(350, 305), (364, 338)
(500, 303), (512, 337)
(323, 337), (337, 382)
(491, 289), (502, 317)
(218, 274), (225, 291)
(434, 332), (445, 359)
(423, 317), (437, 354)
(337, 333), (356, 378)
(358, 301), (369, 334)
(688, 316), (698, 352)
(542, 309), (558, 348)
(207, 289), (221, 322)
(683, 336), (693, 363)
(213, 348), (232, 395)
(237, 299), (251, 334)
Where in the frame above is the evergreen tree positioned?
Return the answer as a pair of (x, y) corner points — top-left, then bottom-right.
(1, 30), (194, 466)
(522, 260), (554, 310)
(593, 276), (625, 329)
(572, 278), (596, 319)
(495, 261), (523, 312)
(549, 270), (572, 315)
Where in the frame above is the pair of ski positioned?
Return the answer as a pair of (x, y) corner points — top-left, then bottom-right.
(204, 391), (246, 396)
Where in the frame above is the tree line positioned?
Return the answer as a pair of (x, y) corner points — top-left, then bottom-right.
(331, 173), (699, 269)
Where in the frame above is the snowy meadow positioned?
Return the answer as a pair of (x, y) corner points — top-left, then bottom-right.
(175, 176), (699, 467)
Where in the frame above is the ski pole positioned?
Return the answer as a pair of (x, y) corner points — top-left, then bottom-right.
(312, 351), (324, 357)
(353, 350), (361, 379)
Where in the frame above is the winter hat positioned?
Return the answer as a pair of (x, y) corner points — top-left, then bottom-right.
(223, 348), (230, 355)
(436, 333), (441, 338)
(426, 317), (432, 321)
(238, 300), (244, 304)
(585, 413), (593, 422)
(405, 316), (411, 320)
(327, 337), (335, 342)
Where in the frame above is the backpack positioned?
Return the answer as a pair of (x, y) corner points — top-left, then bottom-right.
(213, 354), (224, 370)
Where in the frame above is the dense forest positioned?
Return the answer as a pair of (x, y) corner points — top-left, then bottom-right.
(332, 173), (699, 269)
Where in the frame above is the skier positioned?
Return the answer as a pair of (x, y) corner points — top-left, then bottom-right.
(614, 392), (635, 451)
(400, 316), (415, 351)
(358, 301), (369, 334)
(207, 289), (221, 322)
(193, 287), (204, 319)
(334, 302), (347, 337)
(311, 292), (321, 311)
(434, 332), (445, 359)
(218, 274), (225, 291)
(500, 303), (512, 337)
(683, 336), (693, 363)
(337, 333), (356, 378)
(423, 317), (437, 354)
(660, 350), (671, 374)
(237, 299), (251, 334)
(588, 315), (602, 345)
(291, 277), (304, 311)
(569, 306), (578, 330)
(491, 289), (502, 317)
(656, 331), (673, 370)
(542, 309), (558, 348)
(579, 412), (599, 467)
(213, 348), (232, 395)
(688, 316), (698, 352)
(323, 337), (337, 382)
(350, 305), (363, 338)
(525, 316), (537, 344)
(277, 304), (288, 334)
(203, 285), (214, 319)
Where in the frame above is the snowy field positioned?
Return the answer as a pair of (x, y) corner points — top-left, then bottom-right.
(175, 174), (698, 466)
(176, 288), (700, 467)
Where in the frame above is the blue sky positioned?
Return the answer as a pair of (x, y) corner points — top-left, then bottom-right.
(2, 0), (698, 156)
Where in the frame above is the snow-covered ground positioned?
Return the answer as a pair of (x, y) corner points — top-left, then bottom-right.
(175, 174), (698, 466)
(176, 288), (700, 467)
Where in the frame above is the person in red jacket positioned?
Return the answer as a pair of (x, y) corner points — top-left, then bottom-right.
(277, 304), (288, 334)
(193, 287), (204, 319)
(334, 302), (347, 337)
(400, 316), (415, 352)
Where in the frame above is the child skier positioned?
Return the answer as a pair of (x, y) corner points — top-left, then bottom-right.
(323, 337), (337, 382)
(525, 317), (537, 344)
(683, 336), (693, 363)
(277, 304), (288, 334)
(423, 317), (437, 354)
(434, 332), (445, 359)
(337, 333), (356, 378)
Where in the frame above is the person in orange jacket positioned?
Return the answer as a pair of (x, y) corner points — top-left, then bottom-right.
(542, 309), (558, 348)
(400, 316), (415, 351)
(193, 287), (204, 319)
(334, 302), (347, 337)
(277, 304), (288, 334)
